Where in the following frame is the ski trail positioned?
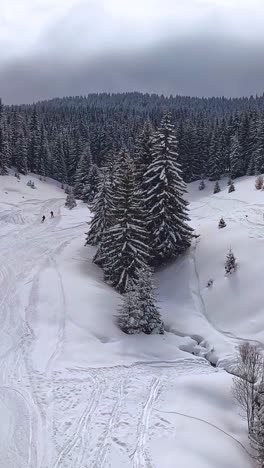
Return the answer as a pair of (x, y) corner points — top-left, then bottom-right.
(132, 377), (161, 468)
(92, 379), (125, 468)
(155, 408), (251, 457)
(0, 385), (37, 468)
(53, 377), (103, 468)
(45, 256), (66, 372)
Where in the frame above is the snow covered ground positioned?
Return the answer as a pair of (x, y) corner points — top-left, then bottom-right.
(0, 172), (260, 467)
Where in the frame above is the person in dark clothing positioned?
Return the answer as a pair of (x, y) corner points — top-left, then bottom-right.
(50, 211), (54, 218)
(41, 215), (45, 223)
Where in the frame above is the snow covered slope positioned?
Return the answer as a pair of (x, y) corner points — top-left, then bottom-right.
(0, 173), (258, 467)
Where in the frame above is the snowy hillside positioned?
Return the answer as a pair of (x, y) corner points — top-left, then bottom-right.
(0, 172), (260, 467)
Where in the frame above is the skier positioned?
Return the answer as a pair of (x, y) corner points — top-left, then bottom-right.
(41, 215), (45, 223)
(50, 211), (54, 218)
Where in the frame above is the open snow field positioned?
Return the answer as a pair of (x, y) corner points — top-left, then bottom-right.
(0, 173), (261, 467)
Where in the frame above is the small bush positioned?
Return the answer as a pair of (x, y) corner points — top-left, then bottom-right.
(255, 175), (263, 190)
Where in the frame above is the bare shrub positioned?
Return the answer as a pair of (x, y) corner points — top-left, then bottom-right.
(233, 343), (264, 432)
(255, 175), (264, 190)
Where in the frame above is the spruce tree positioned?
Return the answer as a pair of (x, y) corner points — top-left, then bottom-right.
(16, 132), (28, 174)
(0, 116), (9, 175)
(117, 269), (164, 335)
(134, 120), (154, 188)
(225, 248), (237, 275)
(199, 179), (205, 190)
(65, 190), (77, 209)
(52, 136), (68, 184)
(143, 113), (194, 266)
(101, 154), (150, 293)
(255, 120), (264, 174)
(213, 181), (221, 193)
(28, 106), (41, 173)
(117, 281), (144, 334)
(85, 169), (114, 246)
(218, 218), (226, 229)
(230, 133), (243, 179)
(73, 144), (93, 200)
(136, 267), (164, 335)
(83, 164), (100, 203)
(228, 181), (235, 193)
(208, 124), (222, 181)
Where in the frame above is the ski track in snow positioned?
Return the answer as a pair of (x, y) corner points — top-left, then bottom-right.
(132, 377), (161, 468)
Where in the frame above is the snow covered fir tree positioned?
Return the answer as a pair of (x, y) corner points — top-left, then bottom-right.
(65, 190), (77, 209)
(218, 218), (226, 229)
(117, 268), (164, 335)
(142, 113), (194, 266)
(225, 248), (237, 275)
(213, 181), (221, 193)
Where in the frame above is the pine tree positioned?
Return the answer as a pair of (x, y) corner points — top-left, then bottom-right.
(134, 120), (154, 188)
(143, 113), (194, 266)
(83, 164), (100, 203)
(65, 190), (77, 209)
(117, 281), (144, 334)
(228, 182), (235, 193)
(225, 248), (237, 275)
(227, 177), (232, 186)
(208, 124), (222, 181)
(230, 132), (243, 179)
(85, 169), (114, 246)
(52, 136), (68, 184)
(16, 132), (28, 174)
(101, 154), (150, 293)
(117, 269), (164, 335)
(73, 144), (93, 200)
(213, 181), (221, 193)
(28, 106), (41, 173)
(136, 267), (164, 335)
(218, 217), (226, 229)
(0, 125), (9, 175)
(199, 179), (205, 190)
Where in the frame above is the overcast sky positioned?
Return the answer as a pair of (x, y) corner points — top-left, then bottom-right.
(1, 0), (264, 103)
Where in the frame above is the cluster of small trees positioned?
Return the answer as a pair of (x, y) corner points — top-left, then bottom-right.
(213, 178), (235, 194)
(86, 113), (194, 334)
(233, 343), (264, 465)
(27, 180), (36, 189)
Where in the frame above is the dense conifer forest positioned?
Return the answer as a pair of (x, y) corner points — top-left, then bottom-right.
(1, 92), (264, 183)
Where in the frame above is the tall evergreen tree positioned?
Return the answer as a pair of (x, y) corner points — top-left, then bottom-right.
(134, 120), (154, 188)
(143, 113), (194, 266)
(230, 132), (243, 179)
(28, 106), (41, 173)
(52, 135), (68, 184)
(255, 119), (264, 174)
(85, 169), (114, 246)
(73, 144), (93, 199)
(208, 124), (222, 180)
(0, 122), (9, 175)
(16, 132), (28, 174)
(101, 154), (150, 292)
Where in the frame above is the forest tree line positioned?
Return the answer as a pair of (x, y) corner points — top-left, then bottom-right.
(1, 93), (264, 184)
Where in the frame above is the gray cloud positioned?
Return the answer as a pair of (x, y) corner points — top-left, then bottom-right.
(1, 34), (264, 104)
(1, 0), (264, 103)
